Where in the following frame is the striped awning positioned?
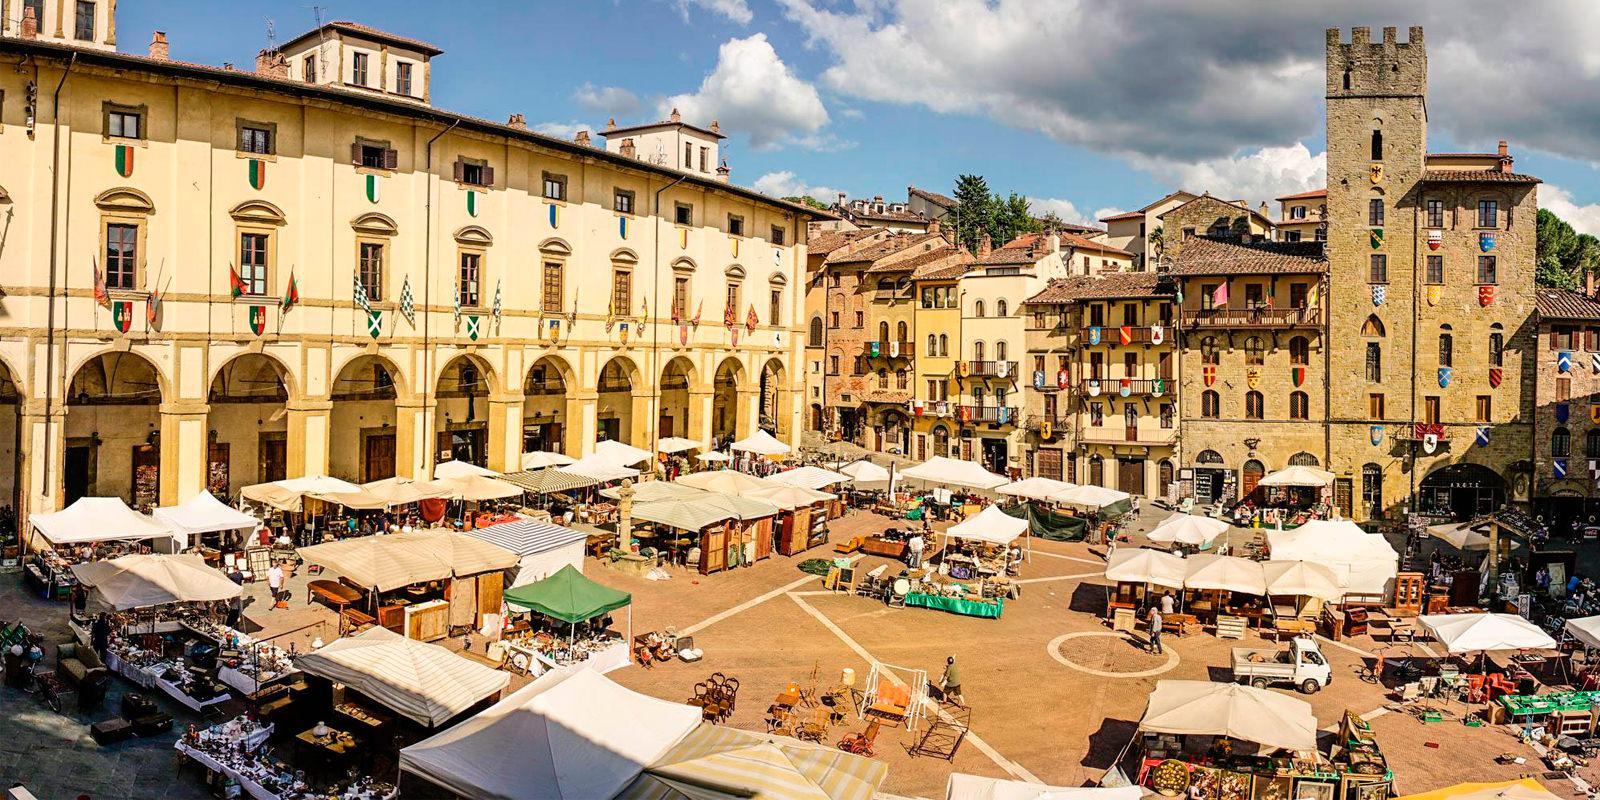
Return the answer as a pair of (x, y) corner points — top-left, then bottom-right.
(463, 519), (587, 557)
(501, 468), (599, 495)
(618, 724), (887, 800)
(296, 627), (509, 727)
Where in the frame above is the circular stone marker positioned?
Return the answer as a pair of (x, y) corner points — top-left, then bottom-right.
(1048, 630), (1180, 678)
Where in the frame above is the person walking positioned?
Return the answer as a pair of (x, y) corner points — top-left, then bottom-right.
(90, 613), (112, 661)
(267, 561), (286, 609)
(940, 655), (964, 706)
(1148, 606), (1165, 655)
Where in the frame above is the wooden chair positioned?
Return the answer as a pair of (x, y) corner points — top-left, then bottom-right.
(864, 678), (911, 726)
(796, 706), (830, 743)
(767, 706), (797, 737)
(838, 719), (881, 757)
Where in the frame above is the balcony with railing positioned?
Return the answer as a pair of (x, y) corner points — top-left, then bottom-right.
(1078, 377), (1172, 397)
(957, 405), (1020, 425)
(1186, 306), (1321, 329)
(1080, 326), (1167, 345)
(1079, 426), (1178, 446)
(861, 340), (915, 359)
(965, 360), (1020, 379)
(1025, 414), (1073, 434)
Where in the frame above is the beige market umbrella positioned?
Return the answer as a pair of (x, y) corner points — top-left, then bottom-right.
(600, 481), (707, 503)
(595, 439), (654, 466)
(997, 477), (1076, 502)
(71, 553), (242, 611)
(675, 469), (777, 495)
(767, 466), (853, 490)
(1256, 465), (1336, 487)
(1146, 513), (1230, 547)
(437, 474), (524, 501)
(743, 484), (837, 512)
(1262, 561), (1343, 600)
(1140, 680), (1317, 751)
(729, 429), (793, 457)
(1183, 554), (1267, 595)
(619, 724), (887, 800)
(521, 450), (577, 470)
(322, 477), (455, 509)
(1104, 548), (1187, 590)
(433, 460), (499, 479)
(656, 437), (704, 454)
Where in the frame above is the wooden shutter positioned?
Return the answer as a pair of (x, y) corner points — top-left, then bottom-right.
(384, 148), (399, 170)
(452, 159), (464, 182)
(350, 142), (362, 165)
(482, 165), (495, 186)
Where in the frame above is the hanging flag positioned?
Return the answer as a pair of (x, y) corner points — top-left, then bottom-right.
(638, 298), (649, 330)
(1369, 228), (1384, 249)
(365, 174), (381, 203)
(889, 340), (900, 358)
(229, 263), (246, 299)
(247, 304), (266, 336)
(547, 318), (562, 342)
(692, 300), (703, 327)
(353, 273), (372, 315)
(606, 297), (616, 333)
(1425, 285), (1441, 306)
(1593, 353), (1600, 374)
(399, 276), (416, 325)
(1556, 403), (1571, 423)
(1088, 326), (1101, 346)
(568, 287), (579, 323)
(731, 328), (740, 347)
(1150, 325), (1164, 345)
(746, 304), (758, 333)
(1555, 457), (1569, 479)
(1559, 351), (1574, 373)
(1291, 366), (1306, 387)
(1479, 232), (1497, 252)
(465, 315), (481, 341)
(1307, 281), (1321, 309)
(115, 144), (134, 177)
(248, 158), (266, 190)
(1370, 425), (1384, 446)
(466, 190), (479, 217)
(112, 300), (133, 333)
(1152, 379), (1165, 397)
(93, 257), (110, 309)
(1438, 367), (1453, 388)
(1119, 378), (1131, 397)
(619, 322), (630, 344)
(996, 361), (1010, 378)
(1087, 379), (1101, 397)
(453, 286), (463, 324)
(679, 325), (689, 347)
(1372, 285), (1386, 306)
(1211, 282), (1229, 307)
(1118, 326), (1132, 346)
(1057, 369), (1069, 389)
(1592, 405), (1600, 424)
(1476, 426), (1490, 447)
(724, 301), (736, 327)
(868, 341), (880, 358)
(679, 228), (688, 249)
(1422, 433), (1439, 454)
(146, 283), (162, 327)
(1033, 371), (1045, 389)
(366, 310), (382, 339)
(1479, 285), (1495, 307)
(493, 280), (503, 329)
(619, 217), (628, 239)
(1202, 364), (1216, 386)
(548, 204), (558, 228)
(1427, 230), (1442, 251)
(1488, 367), (1502, 388)
(281, 271), (300, 313)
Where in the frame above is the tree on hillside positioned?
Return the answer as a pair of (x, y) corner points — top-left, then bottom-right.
(949, 174), (995, 253)
(783, 195), (832, 212)
(1537, 208), (1600, 290)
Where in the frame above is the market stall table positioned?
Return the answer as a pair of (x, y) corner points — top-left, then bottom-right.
(904, 592), (1003, 618)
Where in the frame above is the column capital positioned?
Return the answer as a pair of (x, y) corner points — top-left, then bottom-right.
(487, 391), (526, 405)
(286, 398), (335, 414)
(159, 400), (210, 417)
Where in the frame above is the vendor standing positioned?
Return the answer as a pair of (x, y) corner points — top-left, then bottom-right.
(906, 531), (926, 569)
(90, 613), (112, 660)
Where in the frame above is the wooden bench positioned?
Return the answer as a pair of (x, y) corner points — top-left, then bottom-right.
(340, 607), (375, 635)
(1162, 613), (1198, 637)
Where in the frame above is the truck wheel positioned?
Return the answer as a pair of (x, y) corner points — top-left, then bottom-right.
(1251, 678), (1270, 689)
(1299, 679), (1320, 694)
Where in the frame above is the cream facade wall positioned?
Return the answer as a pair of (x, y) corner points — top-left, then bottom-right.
(0, 50), (810, 518)
(912, 276), (961, 461)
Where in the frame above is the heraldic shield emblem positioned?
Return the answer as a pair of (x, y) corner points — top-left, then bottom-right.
(1438, 367), (1452, 388)
(1203, 365), (1217, 386)
(1479, 285), (1495, 307)
(1476, 426), (1490, 447)
(1426, 285), (1441, 306)
(1087, 379), (1101, 397)
(1088, 327), (1102, 346)
(1480, 232), (1497, 252)
(1370, 425), (1384, 446)
(1489, 367), (1503, 388)
(1427, 229), (1442, 251)
(1372, 285), (1387, 306)
(1150, 325), (1165, 345)
(1291, 366), (1306, 387)
(1247, 369), (1260, 389)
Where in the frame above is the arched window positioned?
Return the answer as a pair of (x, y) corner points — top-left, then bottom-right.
(1289, 336), (1310, 366)
(939, 334), (949, 357)
(1439, 332), (1453, 367)
(1244, 336), (1265, 366)
(1362, 463), (1383, 518)
(1197, 450), (1224, 465)
(878, 370), (889, 389)
(1365, 342), (1382, 382)
(1587, 429), (1600, 458)
(1343, 69), (1352, 90)
(896, 320), (908, 342)
(973, 341), (986, 361)
(808, 316), (823, 348)
(927, 334), (938, 356)
(1554, 427), (1572, 458)
(932, 426), (950, 455)
(1201, 390), (1220, 418)
(996, 299), (1008, 317)
(1370, 128), (1383, 161)
(1200, 337), (1220, 365)
(995, 341), (1008, 361)
(1089, 455), (1104, 487)
(1290, 391), (1309, 420)
(1245, 390), (1264, 419)
(1361, 314), (1385, 337)
(974, 299), (985, 318)
(878, 321), (889, 342)
(1489, 324), (1504, 367)
(1289, 452), (1320, 466)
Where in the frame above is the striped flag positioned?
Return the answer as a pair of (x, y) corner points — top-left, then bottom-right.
(281, 271), (300, 313)
(453, 286), (463, 324)
(493, 280), (503, 329)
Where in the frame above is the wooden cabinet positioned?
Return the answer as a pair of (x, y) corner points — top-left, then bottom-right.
(405, 599), (449, 642)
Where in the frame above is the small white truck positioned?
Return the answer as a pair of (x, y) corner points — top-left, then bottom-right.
(1231, 636), (1332, 694)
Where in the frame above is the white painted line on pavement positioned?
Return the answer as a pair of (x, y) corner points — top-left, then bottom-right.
(678, 556), (860, 636)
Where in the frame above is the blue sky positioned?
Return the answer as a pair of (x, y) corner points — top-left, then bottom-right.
(126, 0), (1600, 232)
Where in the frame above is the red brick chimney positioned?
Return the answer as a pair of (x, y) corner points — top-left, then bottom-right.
(254, 49), (288, 79)
(1586, 268), (1596, 299)
(506, 113), (527, 130)
(619, 138), (636, 159)
(1498, 139), (1512, 173)
(715, 160), (731, 183)
(149, 31), (169, 59)
(574, 130), (591, 146)
(927, 219), (940, 235)
(669, 108), (682, 123)
(978, 233), (992, 258)
(21, 5), (38, 39)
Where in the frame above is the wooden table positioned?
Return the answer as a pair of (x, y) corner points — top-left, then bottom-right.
(774, 689), (800, 708)
(307, 579), (362, 611)
(297, 726), (359, 756)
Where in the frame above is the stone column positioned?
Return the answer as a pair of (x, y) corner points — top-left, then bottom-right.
(17, 400), (65, 527)
(566, 391), (598, 457)
(736, 387), (761, 439)
(158, 400), (210, 507)
(394, 396), (431, 479)
(487, 392), (525, 473)
(630, 392), (653, 450)
(285, 398), (333, 479)
(689, 385), (714, 448)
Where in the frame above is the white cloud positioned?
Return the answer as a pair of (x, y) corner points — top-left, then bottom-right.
(532, 121), (588, 139)
(1134, 143), (1326, 207)
(1544, 185), (1600, 237)
(1092, 207), (1128, 221)
(1029, 198), (1097, 227)
(673, 0), (754, 25)
(664, 34), (830, 150)
(754, 170), (843, 202)
(573, 84), (641, 117)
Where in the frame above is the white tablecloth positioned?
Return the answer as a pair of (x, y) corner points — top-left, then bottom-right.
(105, 651), (165, 689)
(175, 742), (298, 800)
(216, 664), (298, 696)
(157, 675), (230, 712)
(505, 638), (630, 677)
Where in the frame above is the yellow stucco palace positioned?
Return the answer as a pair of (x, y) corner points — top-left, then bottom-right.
(0, 9), (819, 520)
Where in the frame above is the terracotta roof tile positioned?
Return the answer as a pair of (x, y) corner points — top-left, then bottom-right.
(908, 186), (955, 207)
(809, 229), (882, 258)
(1274, 189), (1327, 201)
(825, 232), (943, 267)
(1062, 233), (1133, 258)
(1421, 170), (1541, 184)
(283, 21), (443, 55)
(1536, 289), (1600, 321)
(913, 260), (971, 281)
(1025, 272), (1173, 304)
(1099, 211), (1145, 222)
(1170, 236), (1326, 276)
(1428, 152), (1505, 159)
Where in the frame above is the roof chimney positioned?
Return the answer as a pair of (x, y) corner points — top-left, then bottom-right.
(619, 138), (636, 159)
(1586, 268), (1597, 299)
(927, 219), (940, 236)
(254, 48), (289, 79)
(978, 233), (993, 258)
(605, 117), (616, 131)
(506, 113), (527, 129)
(669, 108), (682, 123)
(716, 160), (731, 183)
(1050, 233), (1061, 254)
(710, 120), (721, 135)
(575, 130), (591, 146)
(1498, 139), (1512, 172)
(21, 5), (38, 39)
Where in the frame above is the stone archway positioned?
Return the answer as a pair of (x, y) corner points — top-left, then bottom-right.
(597, 355), (645, 446)
(0, 359), (19, 516)
(331, 354), (405, 482)
(207, 353), (292, 497)
(658, 356), (698, 442)
(759, 358), (788, 437)
(524, 355), (577, 456)
(713, 358), (745, 443)
(436, 354), (496, 467)
(1420, 462), (1509, 521)
(64, 351), (165, 509)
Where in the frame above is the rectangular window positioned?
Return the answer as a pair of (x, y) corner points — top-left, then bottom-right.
(395, 62), (413, 96)
(457, 159), (490, 187)
(542, 172), (567, 201)
(303, 57), (317, 83)
(542, 261), (563, 312)
(1368, 198), (1384, 226)
(239, 233), (269, 296)
(74, 0), (95, 40)
(1425, 255), (1444, 284)
(769, 289), (782, 327)
(107, 108), (141, 140)
(358, 242), (384, 301)
(675, 203), (693, 226)
(1089, 403), (1103, 427)
(1199, 285), (1218, 311)
(610, 269), (631, 315)
(458, 252), (482, 307)
(1369, 254), (1388, 284)
(614, 189), (635, 214)
(699, 147), (709, 172)
(1160, 404), (1174, 429)
(1477, 255), (1497, 284)
(1123, 304), (1139, 326)
(357, 142), (392, 169)
(352, 52), (370, 86)
(727, 215), (744, 236)
(1290, 205), (1306, 220)
(238, 124), (273, 155)
(1368, 393), (1385, 420)
(1476, 395), (1492, 423)
(1284, 231), (1301, 242)
(1315, 227), (1327, 242)
(105, 223), (137, 291)
(1245, 284), (1264, 309)
(1477, 199), (1499, 228)
(1365, 342), (1382, 382)
(727, 284), (742, 321)
(684, 142), (693, 168)
(1424, 396), (1440, 425)
(829, 356), (839, 375)
(771, 225), (786, 245)
(1426, 199), (1445, 228)
(1089, 304), (1105, 326)
(1558, 377), (1571, 402)
(673, 276), (690, 319)
(1555, 327), (1574, 350)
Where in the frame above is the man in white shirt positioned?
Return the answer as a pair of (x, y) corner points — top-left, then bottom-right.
(267, 562), (286, 608)
(1160, 591), (1175, 615)
(906, 533), (925, 569)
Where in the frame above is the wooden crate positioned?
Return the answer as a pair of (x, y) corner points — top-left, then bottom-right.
(1216, 615), (1247, 640)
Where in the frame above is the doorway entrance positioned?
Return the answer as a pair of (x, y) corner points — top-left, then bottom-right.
(980, 437), (1007, 475)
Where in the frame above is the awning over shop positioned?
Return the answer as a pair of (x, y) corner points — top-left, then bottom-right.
(297, 529), (518, 592)
(500, 468), (599, 495)
(30, 496), (173, 546)
(899, 456), (1008, 490)
(462, 519), (588, 587)
(729, 429), (792, 456)
(153, 492), (259, 549)
(1256, 465), (1336, 487)
(71, 553), (242, 611)
(297, 627), (509, 727)
(945, 505), (1030, 547)
(504, 564), (631, 622)
(1139, 680), (1317, 752)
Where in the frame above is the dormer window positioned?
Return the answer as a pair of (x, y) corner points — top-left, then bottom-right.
(303, 57), (317, 83)
(352, 52), (370, 86)
(396, 62), (413, 96)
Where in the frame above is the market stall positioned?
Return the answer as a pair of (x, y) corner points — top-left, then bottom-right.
(501, 565), (632, 675)
(463, 518), (588, 587)
(946, 773), (1144, 800)
(500, 467), (600, 498)
(629, 493), (782, 574)
(399, 665), (702, 800)
(241, 475), (362, 512)
(595, 439), (655, 467)
(26, 496), (176, 597)
(173, 714), (399, 800)
(997, 476), (1076, 503)
(743, 483), (836, 556)
(296, 626), (510, 727)
(1253, 466), (1335, 525)
(297, 529), (517, 639)
(152, 491), (260, 555)
(768, 465), (853, 491)
(1183, 555), (1268, 626)
(1105, 548), (1189, 624)
(676, 468), (779, 495)
(318, 477), (454, 510)
(1268, 521), (1399, 604)
(1147, 513), (1230, 551)
(900, 456), (1009, 491)
(616, 722), (888, 800)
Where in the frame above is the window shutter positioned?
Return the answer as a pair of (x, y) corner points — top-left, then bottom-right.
(384, 148), (399, 170)
(452, 159), (464, 182)
(482, 165), (495, 186)
(350, 142), (362, 165)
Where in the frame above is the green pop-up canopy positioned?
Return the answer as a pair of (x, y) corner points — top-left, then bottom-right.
(504, 565), (632, 623)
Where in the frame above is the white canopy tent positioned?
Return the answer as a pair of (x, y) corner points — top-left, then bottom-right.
(675, 469), (777, 495)
(433, 460), (500, 479)
(71, 553), (242, 611)
(838, 459), (891, 483)
(697, 451), (732, 463)
(521, 450), (577, 470)
(997, 477), (1076, 502)
(595, 439), (654, 466)
(1054, 484), (1132, 512)
(241, 475), (362, 512)
(152, 491), (259, 552)
(729, 429), (792, 457)
(1104, 548), (1187, 590)
(946, 774), (1146, 800)
(319, 477), (455, 510)
(398, 666), (702, 800)
(601, 481), (707, 503)
(618, 723), (888, 800)
(435, 474), (524, 501)
(900, 456), (1008, 490)
(1140, 680), (1318, 752)
(29, 496), (174, 548)
(462, 520), (589, 588)
(1146, 513), (1230, 548)
(656, 437), (705, 454)
(297, 627), (510, 727)
(297, 529), (519, 592)
(1183, 554), (1267, 595)
(741, 484), (836, 512)
(560, 455), (641, 483)
(1565, 615), (1600, 651)
(1420, 613), (1558, 654)
(945, 505), (1030, 547)
(768, 465), (853, 491)
(1262, 561), (1344, 601)
(1268, 521), (1399, 597)
(1256, 465), (1336, 487)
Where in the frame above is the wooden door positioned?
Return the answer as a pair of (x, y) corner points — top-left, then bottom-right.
(1334, 478), (1353, 519)
(658, 414), (674, 438)
(364, 433), (396, 482)
(130, 443), (160, 511)
(1241, 460), (1265, 500)
(207, 443), (230, 498)
(260, 435), (287, 483)
(1124, 406), (1139, 442)
(1118, 459), (1144, 495)
(701, 527), (727, 574)
(753, 517), (773, 560)
(477, 571), (504, 617)
(1036, 448), (1062, 480)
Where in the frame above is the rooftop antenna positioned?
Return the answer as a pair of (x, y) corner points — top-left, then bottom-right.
(265, 18), (277, 48)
